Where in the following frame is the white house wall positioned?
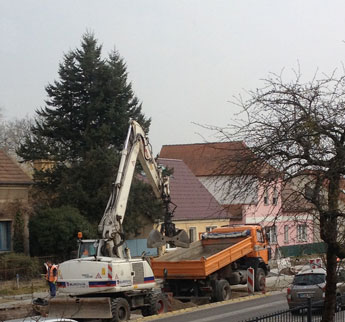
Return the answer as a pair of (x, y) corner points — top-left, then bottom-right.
(198, 176), (258, 205)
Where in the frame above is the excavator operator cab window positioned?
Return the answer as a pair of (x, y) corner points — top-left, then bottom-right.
(79, 241), (97, 258)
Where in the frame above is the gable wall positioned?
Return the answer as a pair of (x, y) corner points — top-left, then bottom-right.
(0, 186), (29, 203)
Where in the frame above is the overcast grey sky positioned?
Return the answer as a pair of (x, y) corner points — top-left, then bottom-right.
(1, 0), (345, 152)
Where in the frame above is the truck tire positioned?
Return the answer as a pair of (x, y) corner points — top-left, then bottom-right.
(255, 268), (266, 292)
(110, 298), (130, 322)
(214, 279), (231, 302)
(141, 292), (168, 316)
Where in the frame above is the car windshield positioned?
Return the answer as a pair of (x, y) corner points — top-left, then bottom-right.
(293, 273), (326, 286)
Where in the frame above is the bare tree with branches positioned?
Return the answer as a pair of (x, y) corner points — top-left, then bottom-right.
(0, 116), (33, 158)
(210, 71), (345, 322)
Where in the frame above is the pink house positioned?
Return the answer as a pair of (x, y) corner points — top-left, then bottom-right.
(160, 142), (317, 258)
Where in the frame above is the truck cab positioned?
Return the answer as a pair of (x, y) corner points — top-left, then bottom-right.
(211, 225), (270, 263)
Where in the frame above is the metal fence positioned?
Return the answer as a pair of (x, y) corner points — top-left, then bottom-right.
(0, 255), (60, 280)
(242, 298), (345, 322)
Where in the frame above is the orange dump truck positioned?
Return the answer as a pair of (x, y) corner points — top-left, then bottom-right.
(151, 225), (270, 302)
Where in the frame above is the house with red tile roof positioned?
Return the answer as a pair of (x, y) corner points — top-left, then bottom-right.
(127, 158), (230, 256)
(160, 142), (318, 258)
(160, 142), (265, 221)
(158, 158), (229, 240)
(160, 141), (250, 176)
(0, 150), (32, 254)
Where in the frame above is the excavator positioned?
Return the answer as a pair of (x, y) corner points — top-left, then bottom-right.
(49, 120), (189, 321)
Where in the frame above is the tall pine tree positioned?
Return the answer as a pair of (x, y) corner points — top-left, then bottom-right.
(18, 33), (158, 227)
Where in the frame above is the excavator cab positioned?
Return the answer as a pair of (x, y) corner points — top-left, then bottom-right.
(78, 240), (98, 258)
(76, 233), (101, 258)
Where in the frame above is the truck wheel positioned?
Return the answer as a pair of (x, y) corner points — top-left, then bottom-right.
(215, 279), (231, 302)
(141, 292), (168, 316)
(255, 268), (266, 292)
(110, 298), (130, 322)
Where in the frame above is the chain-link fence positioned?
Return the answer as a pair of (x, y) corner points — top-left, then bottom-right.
(0, 255), (60, 281)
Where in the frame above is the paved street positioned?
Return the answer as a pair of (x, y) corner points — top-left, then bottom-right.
(135, 292), (288, 322)
(0, 270), (297, 322)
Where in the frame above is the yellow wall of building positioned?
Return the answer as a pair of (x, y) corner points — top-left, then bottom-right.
(174, 219), (230, 241)
(134, 218), (230, 242)
(0, 187), (29, 203)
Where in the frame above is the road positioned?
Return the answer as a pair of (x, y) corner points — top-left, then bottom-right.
(3, 292), (288, 322)
(135, 292), (288, 322)
(4, 292), (286, 322)
(138, 293), (345, 322)
(6, 292), (345, 322)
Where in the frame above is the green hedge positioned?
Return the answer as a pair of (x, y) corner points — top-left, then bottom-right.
(29, 206), (96, 259)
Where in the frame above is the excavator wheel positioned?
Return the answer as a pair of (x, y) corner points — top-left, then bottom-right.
(141, 291), (168, 316)
(109, 297), (130, 322)
(214, 279), (231, 302)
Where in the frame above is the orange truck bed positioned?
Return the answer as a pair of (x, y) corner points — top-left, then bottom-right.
(151, 235), (254, 279)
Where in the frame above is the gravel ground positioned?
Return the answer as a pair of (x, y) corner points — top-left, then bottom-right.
(0, 273), (292, 321)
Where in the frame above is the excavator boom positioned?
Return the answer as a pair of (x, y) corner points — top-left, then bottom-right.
(52, 119), (188, 320)
(98, 119), (189, 254)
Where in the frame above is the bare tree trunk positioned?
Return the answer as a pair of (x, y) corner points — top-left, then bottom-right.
(322, 175), (339, 322)
(322, 245), (337, 322)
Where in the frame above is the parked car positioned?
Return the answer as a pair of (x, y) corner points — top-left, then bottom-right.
(287, 267), (345, 312)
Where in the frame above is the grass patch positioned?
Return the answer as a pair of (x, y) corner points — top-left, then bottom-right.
(0, 278), (47, 296)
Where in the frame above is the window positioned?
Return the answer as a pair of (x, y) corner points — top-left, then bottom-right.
(256, 229), (264, 243)
(0, 221), (11, 251)
(206, 226), (217, 233)
(293, 273), (325, 286)
(284, 225), (289, 243)
(272, 188), (278, 205)
(265, 226), (277, 244)
(264, 190), (269, 205)
(305, 185), (314, 200)
(189, 227), (197, 242)
(297, 224), (307, 242)
(79, 241), (97, 258)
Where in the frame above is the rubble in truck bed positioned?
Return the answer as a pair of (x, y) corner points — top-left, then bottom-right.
(158, 240), (238, 261)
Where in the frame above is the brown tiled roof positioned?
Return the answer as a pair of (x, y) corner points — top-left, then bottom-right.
(0, 150), (32, 185)
(160, 142), (252, 177)
(158, 158), (228, 221)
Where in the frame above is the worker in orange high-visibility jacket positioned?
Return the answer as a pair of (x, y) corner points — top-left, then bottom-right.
(45, 260), (58, 297)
